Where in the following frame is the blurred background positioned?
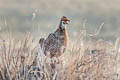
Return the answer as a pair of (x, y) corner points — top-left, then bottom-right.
(0, 0), (120, 41)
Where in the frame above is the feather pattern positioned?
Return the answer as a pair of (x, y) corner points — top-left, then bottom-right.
(39, 16), (70, 58)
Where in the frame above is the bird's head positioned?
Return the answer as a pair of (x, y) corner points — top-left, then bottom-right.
(61, 16), (70, 25)
(59, 16), (70, 30)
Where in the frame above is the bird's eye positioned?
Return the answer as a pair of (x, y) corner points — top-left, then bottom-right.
(62, 21), (65, 24)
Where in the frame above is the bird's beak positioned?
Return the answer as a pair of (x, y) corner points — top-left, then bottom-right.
(65, 20), (70, 24)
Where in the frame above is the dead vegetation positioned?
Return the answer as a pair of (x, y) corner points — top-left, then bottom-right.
(0, 23), (120, 80)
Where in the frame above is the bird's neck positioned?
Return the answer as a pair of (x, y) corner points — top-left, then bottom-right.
(59, 20), (66, 30)
(58, 20), (68, 46)
(64, 28), (69, 46)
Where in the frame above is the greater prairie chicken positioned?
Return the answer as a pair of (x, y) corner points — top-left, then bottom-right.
(39, 16), (70, 58)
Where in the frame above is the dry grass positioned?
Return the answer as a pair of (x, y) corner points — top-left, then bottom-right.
(0, 26), (120, 80)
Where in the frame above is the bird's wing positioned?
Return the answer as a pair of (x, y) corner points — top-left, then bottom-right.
(44, 33), (56, 45)
(44, 33), (66, 57)
(44, 33), (57, 55)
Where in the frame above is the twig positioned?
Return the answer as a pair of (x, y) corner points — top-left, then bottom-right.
(1, 40), (11, 79)
(88, 23), (104, 36)
(52, 71), (57, 80)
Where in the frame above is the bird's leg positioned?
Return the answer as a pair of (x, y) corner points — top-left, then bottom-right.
(49, 58), (56, 79)
(50, 59), (55, 69)
(56, 58), (60, 64)
(51, 57), (60, 64)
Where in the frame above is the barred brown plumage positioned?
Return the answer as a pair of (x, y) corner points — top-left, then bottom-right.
(39, 16), (70, 58)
